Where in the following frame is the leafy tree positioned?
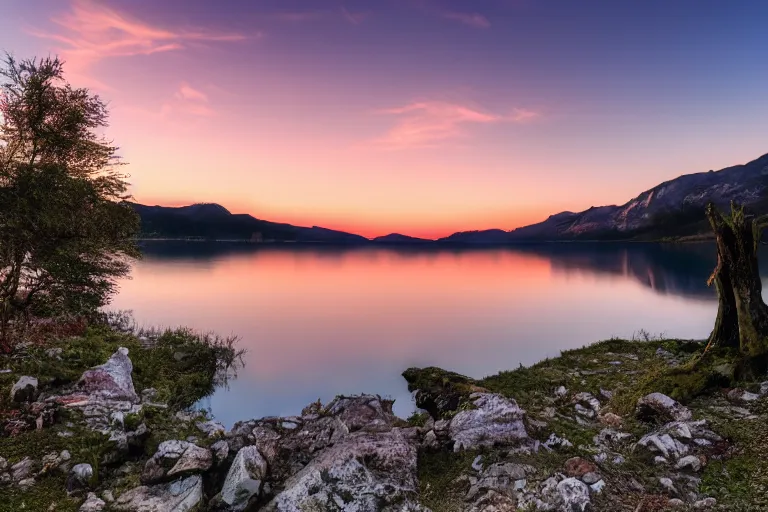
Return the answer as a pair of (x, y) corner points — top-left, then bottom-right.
(0, 54), (139, 349)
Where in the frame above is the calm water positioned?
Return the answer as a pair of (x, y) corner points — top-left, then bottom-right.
(111, 241), (758, 426)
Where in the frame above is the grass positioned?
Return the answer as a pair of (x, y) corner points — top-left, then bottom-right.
(414, 333), (768, 510)
(0, 318), (242, 512)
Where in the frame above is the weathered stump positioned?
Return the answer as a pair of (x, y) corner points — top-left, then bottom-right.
(705, 202), (768, 358)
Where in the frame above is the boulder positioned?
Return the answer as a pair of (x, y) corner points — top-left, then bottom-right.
(448, 393), (529, 451)
(142, 440), (212, 484)
(220, 446), (268, 511)
(67, 463), (94, 493)
(466, 462), (536, 501)
(636, 393), (692, 423)
(11, 457), (35, 482)
(78, 347), (138, 402)
(557, 478), (591, 511)
(10, 376), (38, 403)
(80, 492), (106, 511)
(264, 428), (424, 511)
(113, 475), (203, 511)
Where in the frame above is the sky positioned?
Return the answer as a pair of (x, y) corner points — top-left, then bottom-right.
(2, 0), (768, 239)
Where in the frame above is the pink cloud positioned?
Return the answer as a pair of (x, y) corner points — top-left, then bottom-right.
(442, 11), (491, 29)
(373, 101), (538, 150)
(176, 84), (208, 102)
(27, 0), (246, 89)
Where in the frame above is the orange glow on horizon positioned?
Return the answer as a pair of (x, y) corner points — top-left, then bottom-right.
(133, 195), (552, 239)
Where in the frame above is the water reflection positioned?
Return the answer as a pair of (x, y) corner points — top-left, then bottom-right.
(115, 242), (739, 425)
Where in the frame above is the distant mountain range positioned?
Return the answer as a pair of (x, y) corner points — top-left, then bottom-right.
(132, 152), (768, 244)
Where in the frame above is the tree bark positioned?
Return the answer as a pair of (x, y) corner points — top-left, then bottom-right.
(706, 202), (768, 357)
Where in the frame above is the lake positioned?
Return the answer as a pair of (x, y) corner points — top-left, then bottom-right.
(111, 241), (744, 427)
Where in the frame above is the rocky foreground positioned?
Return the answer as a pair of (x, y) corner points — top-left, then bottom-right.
(2, 335), (768, 511)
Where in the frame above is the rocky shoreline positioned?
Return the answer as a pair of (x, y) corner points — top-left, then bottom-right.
(2, 333), (768, 511)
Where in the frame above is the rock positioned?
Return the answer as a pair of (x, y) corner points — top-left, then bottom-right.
(18, 477), (35, 489)
(46, 347), (63, 359)
(221, 446), (268, 510)
(659, 477), (677, 495)
(472, 455), (484, 472)
(654, 456), (668, 465)
(196, 420), (225, 438)
(10, 376), (38, 403)
(694, 497), (717, 508)
(466, 462), (535, 501)
(669, 498), (685, 507)
(573, 392), (601, 414)
(142, 440), (212, 484)
(581, 472), (601, 485)
(265, 428), (424, 511)
(590, 479), (606, 493)
(67, 463), (94, 493)
(11, 457), (35, 482)
(636, 432), (687, 460)
(449, 393), (529, 451)
(80, 492), (106, 511)
(77, 347), (138, 402)
(760, 381), (768, 396)
(600, 388), (613, 400)
(113, 475), (203, 511)
(636, 393), (692, 423)
(557, 478), (591, 511)
(102, 490), (115, 502)
(599, 412), (623, 427)
(422, 430), (438, 449)
(554, 386), (568, 398)
(211, 440), (230, 465)
(676, 455), (703, 472)
(564, 457), (597, 478)
(726, 388), (760, 403)
(544, 432), (573, 450)
(574, 403), (595, 419)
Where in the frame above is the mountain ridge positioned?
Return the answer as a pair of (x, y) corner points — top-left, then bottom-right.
(131, 151), (768, 244)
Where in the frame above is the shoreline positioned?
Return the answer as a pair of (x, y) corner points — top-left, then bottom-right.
(1, 327), (764, 510)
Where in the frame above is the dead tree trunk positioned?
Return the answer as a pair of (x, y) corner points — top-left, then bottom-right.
(706, 202), (768, 357)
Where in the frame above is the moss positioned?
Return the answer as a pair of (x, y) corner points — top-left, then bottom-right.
(418, 450), (477, 511)
(406, 411), (430, 428)
(0, 324), (240, 512)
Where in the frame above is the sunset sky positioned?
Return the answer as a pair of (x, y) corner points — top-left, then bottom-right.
(3, 0), (768, 238)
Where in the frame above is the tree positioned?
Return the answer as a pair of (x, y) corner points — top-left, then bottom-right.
(0, 54), (139, 349)
(705, 202), (768, 361)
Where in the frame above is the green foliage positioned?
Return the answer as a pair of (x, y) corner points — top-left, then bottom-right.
(0, 54), (139, 349)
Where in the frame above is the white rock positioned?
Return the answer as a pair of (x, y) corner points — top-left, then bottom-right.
(554, 386), (568, 398)
(589, 479), (606, 494)
(80, 492), (106, 512)
(196, 420), (226, 438)
(659, 477), (677, 495)
(265, 429), (425, 511)
(449, 393), (529, 452)
(557, 477), (591, 511)
(676, 455), (702, 472)
(221, 446), (268, 510)
(472, 455), (484, 471)
(211, 440), (230, 464)
(10, 376), (38, 403)
(11, 457), (35, 482)
(113, 475), (203, 511)
(694, 497), (717, 508)
(636, 393), (692, 422)
(78, 347), (138, 402)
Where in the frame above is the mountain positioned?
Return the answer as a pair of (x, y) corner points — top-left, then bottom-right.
(510, 152), (768, 241)
(373, 233), (431, 243)
(131, 202), (369, 244)
(443, 152), (768, 243)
